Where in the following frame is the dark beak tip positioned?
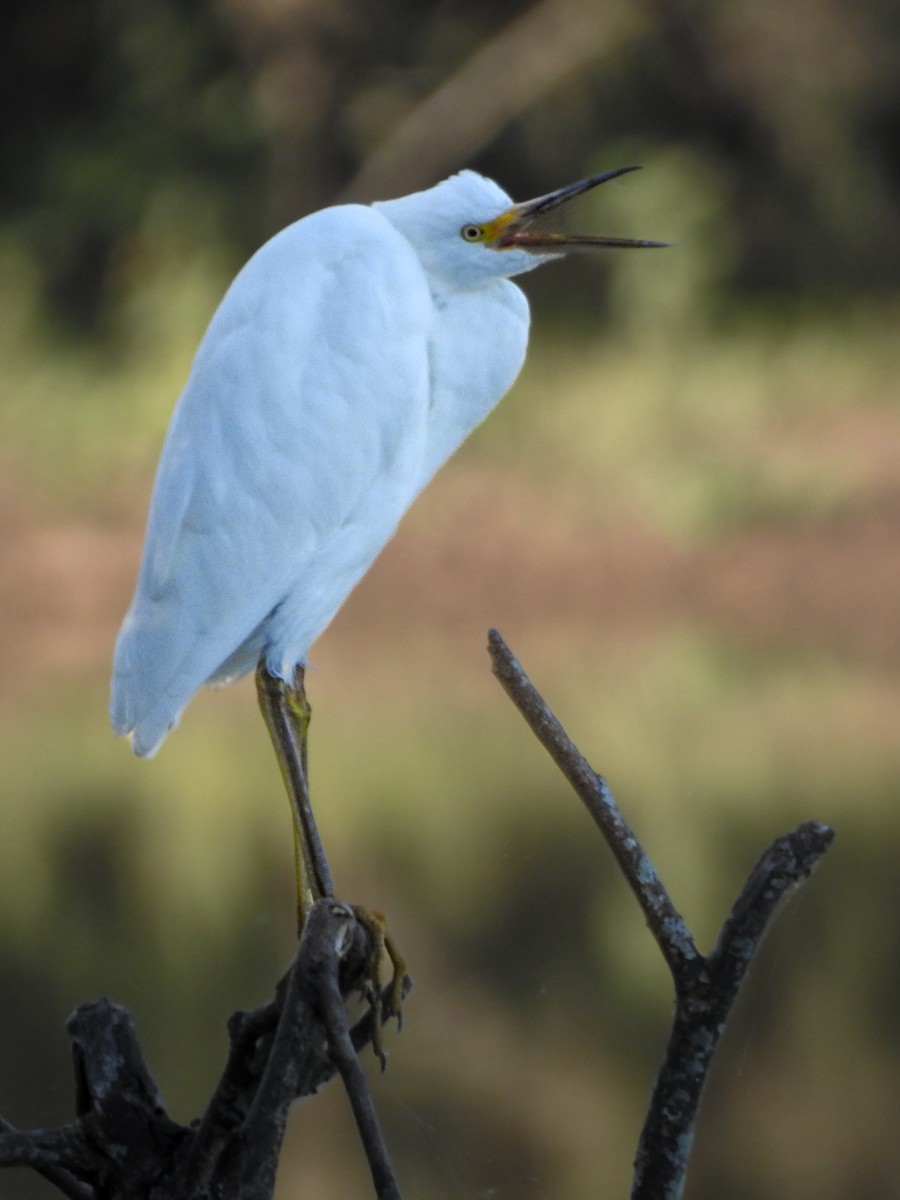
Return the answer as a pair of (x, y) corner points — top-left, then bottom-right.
(588, 164), (643, 186)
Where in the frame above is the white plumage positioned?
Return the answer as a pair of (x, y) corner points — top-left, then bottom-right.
(111, 166), (659, 757)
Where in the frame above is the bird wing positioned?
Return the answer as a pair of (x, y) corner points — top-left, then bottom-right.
(111, 205), (433, 755)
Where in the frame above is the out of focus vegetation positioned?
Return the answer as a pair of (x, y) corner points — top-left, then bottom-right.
(1, 1), (899, 1198)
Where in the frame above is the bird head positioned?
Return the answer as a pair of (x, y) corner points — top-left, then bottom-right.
(374, 167), (665, 287)
(468, 167), (668, 257)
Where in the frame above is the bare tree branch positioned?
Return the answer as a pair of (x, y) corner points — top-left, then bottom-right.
(0, 1117), (93, 1200)
(488, 627), (700, 975)
(314, 920), (403, 1200)
(0, 900), (409, 1200)
(487, 627), (834, 1200)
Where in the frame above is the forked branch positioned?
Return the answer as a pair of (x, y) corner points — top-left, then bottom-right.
(488, 628), (834, 1200)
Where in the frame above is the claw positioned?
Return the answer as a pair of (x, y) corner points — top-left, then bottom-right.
(383, 932), (406, 1032)
(352, 907), (408, 1068)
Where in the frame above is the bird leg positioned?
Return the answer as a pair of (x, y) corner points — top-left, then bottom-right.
(255, 662), (408, 1062)
(255, 663), (334, 929)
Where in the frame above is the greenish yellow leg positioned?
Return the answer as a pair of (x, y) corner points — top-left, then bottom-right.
(256, 661), (408, 1059)
(256, 663), (334, 932)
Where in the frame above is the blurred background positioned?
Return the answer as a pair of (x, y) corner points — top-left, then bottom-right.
(1, 0), (899, 1196)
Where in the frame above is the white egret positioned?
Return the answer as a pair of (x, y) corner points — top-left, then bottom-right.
(111, 165), (664, 922)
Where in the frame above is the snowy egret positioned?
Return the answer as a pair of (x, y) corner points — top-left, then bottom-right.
(111, 165), (664, 921)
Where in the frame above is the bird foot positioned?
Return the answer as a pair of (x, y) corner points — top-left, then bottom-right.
(351, 906), (407, 1070)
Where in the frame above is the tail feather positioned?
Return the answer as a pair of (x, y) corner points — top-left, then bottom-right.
(110, 596), (271, 758)
(110, 603), (198, 758)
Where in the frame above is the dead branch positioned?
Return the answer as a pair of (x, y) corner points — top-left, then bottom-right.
(0, 900), (409, 1200)
(488, 627), (834, 1200)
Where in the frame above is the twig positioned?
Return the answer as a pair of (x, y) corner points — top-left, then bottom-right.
(235, 901), (345, 1200)
(314, 918), (403, 1200)
(487, 628), (834, 1200)
(488, 628), (699, 975)
(234, 899), (404, 1200)
(0, 1117), (93, 1200)
(633, 822), (833, 1200)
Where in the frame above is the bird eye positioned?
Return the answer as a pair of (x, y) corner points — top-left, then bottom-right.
(461, 225), (483, 242)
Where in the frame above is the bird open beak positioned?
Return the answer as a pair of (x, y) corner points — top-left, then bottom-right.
(488, 166), (668, 251)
